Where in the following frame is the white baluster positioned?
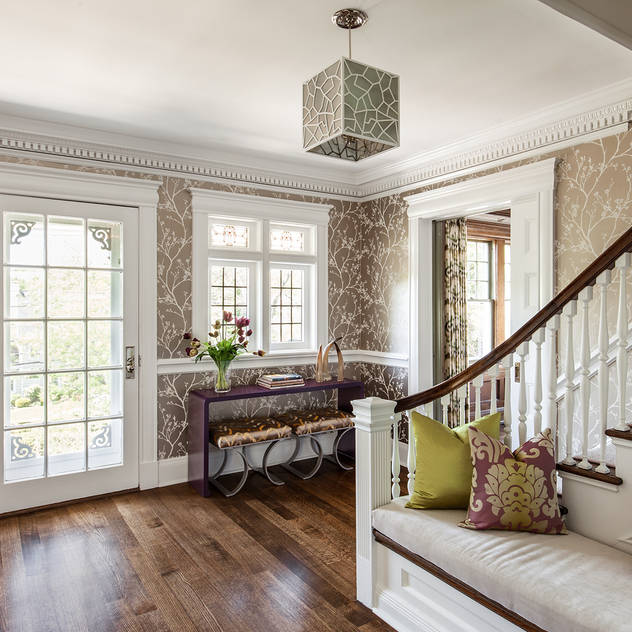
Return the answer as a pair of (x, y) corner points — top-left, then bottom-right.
(517, 341), (530, 445)
(458, 385), (467, 425)
(546, 316), (560, 463)
(532, 328), (545, 435)
(391, 412), (401, 498)
(615, 253), (631, 431)
(473, 374), (484, 419)
(440, 395), (449, 425)
(577, 287), (594, 470)
(406, 412), (416, 494)
(501, 354), (513, 448)
(489, 364), (499, 414)
(562, 300), (578, 465)
(595, 270), (611, 474)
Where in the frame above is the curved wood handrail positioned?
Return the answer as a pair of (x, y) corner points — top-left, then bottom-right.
(395, 224), (632, 413)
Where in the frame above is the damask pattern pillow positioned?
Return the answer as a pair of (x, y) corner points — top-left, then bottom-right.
(460, 427), (566, 535)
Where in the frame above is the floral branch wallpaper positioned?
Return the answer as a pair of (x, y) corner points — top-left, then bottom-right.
(2, 126), (631, 458)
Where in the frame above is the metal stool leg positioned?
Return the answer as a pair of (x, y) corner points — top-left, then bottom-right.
(324, 427), (354, 470)
(281, 434), (324, 479)
(208, 449), (250, 497)
(244, 441), (286, 486)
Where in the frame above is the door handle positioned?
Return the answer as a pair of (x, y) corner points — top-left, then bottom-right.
(125, 346), (136, 379)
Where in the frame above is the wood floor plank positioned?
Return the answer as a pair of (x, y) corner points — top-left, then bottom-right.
(0, 466), (394, 632)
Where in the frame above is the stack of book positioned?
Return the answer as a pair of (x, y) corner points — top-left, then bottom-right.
(256, 373), (305, 389)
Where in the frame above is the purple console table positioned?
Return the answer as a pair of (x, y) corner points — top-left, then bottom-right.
(187, 378), (365, 497)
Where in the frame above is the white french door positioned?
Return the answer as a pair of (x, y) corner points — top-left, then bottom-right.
(0, 195), (139, 513)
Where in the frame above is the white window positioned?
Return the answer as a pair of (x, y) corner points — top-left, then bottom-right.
(191, 191), (330, 357)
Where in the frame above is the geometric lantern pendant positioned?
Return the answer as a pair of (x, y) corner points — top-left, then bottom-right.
(302, 56), (400, 161)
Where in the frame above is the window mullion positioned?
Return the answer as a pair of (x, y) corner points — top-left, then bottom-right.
(261, 219), (270, 352)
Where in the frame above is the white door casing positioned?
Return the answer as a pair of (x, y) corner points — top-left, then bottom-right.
(405, 158), (555, 437)
(0, 164), (159, 512)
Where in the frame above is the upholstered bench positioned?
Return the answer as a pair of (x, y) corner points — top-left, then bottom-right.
(272, 407), (355, 479)
(372, 497), (632, 632)
(209, 416), (292, 496)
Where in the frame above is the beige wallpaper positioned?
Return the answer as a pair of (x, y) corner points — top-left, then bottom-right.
(3, 126), (630, 457)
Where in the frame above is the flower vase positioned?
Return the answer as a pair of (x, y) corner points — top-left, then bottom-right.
(213, 358), (232, 393)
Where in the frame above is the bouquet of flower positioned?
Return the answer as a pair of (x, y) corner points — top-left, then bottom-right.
(183, 311), (264, 392)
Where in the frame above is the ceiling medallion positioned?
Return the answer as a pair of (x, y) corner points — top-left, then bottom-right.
(302, 8), (400, 162)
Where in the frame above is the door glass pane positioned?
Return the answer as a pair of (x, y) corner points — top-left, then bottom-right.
(48, 269), (85, 318)
(2, 208), (126, 485)
(88, 370), (123, 418)
(47, 372), (85, 422)
(47, 423), (85, 476)
(87, 220), (123, 268)
(5, 267), (44, 319)
(4, 214), (44, 266)
(88, 271), (123, 317)
(47, 321), (85, 370)
(5, 374), (45, 427)
(5, 321), (45, 373)
(88, 419), (122, 469)
(47, 216), (85, 267)
(4, 427), (45, 481)
(88, 321), (123, 367)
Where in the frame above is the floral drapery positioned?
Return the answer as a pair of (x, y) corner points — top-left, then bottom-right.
(444, 218), (468, 426)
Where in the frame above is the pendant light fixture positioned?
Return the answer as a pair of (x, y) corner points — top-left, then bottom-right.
(302, 8), (400, 161)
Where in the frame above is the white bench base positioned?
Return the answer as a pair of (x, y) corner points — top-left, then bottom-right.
(373, 541), (525, 632)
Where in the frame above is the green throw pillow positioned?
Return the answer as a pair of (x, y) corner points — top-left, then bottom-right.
(405, 411), (501, 510)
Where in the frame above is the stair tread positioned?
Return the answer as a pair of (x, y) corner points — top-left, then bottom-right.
(556, 460), (623, 486)
(605, 427), (632, 441)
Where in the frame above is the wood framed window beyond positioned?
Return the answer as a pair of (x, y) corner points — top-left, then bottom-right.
(466, 217), (511, 361)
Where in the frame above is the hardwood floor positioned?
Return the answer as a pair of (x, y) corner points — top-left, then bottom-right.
(0, 462), (395, 632)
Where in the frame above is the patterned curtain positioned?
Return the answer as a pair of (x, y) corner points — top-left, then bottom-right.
(444, 218), (468, 427)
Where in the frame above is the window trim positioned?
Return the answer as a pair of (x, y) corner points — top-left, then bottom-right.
(191, 190), (331, 359)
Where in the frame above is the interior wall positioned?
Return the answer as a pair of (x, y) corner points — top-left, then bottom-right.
(2, 126), (630, 456)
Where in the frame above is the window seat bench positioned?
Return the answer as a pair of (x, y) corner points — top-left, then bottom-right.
(371, 497), (632, 632)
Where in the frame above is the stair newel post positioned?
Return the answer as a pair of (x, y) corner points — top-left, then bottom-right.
(440, 395), (449, 425)
(501, 354), (513, 448)
(489, 364), (498, 414)
(562, 300), (578, 465)
(473, 374), (484, 419)
(595, 270), (611, 474)
(546, 315), (560, 448)
(406, 412), (415, 495)
(352, 397), (397, 607)
(532, 328), (545, 435)
(615, 253), (631, 431)
(458, 384), (467, 425)
(517, 341), (530, 446)
(578, 286), (594, 470)
(391, 412), (401, 499)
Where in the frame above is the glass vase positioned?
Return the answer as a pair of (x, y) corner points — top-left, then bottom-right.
(213, 358), (232, 393)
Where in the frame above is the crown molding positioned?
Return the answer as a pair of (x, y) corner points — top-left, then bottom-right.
(0, 77), (630, 202)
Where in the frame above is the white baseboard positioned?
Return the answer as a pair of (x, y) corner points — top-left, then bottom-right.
(139, 460), (159, 489)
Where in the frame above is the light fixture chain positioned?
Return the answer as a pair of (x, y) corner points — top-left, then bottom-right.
(348, 27), (351, 59)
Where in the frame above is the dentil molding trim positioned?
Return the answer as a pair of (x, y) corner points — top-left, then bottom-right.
(0, 78), (630, 201)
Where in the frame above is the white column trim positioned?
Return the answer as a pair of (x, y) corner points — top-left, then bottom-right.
(404, 158), (556, 398)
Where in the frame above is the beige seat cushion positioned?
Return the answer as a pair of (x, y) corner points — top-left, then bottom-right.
(273, 408), (354, 435)
(372, 497), (632, 632)
(210, 417), (292, 448)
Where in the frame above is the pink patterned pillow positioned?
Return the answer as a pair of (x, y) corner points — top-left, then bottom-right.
(460, 427), (566, 535)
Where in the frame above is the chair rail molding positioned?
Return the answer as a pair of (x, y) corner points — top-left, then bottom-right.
(0, 162), (161, 490)
(405, 158), (556, 398)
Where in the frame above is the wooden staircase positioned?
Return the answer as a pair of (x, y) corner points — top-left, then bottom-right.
(394, 225), (632, 552)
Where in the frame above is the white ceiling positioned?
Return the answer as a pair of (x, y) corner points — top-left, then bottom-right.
(1, 0), (631, 178)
